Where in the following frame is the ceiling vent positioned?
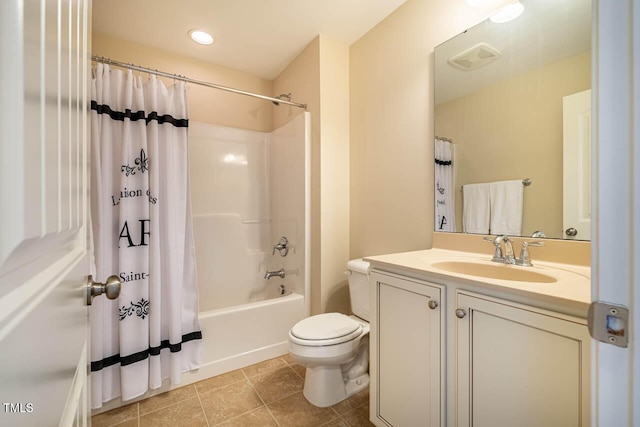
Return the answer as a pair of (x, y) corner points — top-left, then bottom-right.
(447, 43), (501, 71)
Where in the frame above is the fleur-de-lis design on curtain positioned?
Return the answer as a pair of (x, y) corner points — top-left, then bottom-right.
(121, 149), (149, 176)
(135, 149), (149, 173)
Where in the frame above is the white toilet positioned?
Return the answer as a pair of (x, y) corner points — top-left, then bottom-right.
(288, 259), (371, 407)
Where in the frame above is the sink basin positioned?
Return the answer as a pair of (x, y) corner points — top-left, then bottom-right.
(430, 261), (557, 283)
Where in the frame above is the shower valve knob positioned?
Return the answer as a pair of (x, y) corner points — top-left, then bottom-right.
(272, 237), (290, 257)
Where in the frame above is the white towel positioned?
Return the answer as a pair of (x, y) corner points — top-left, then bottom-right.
(489, 180), (523, 235)
(462, 183), (491, 234)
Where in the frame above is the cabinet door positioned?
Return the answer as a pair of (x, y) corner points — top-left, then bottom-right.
(370, 272), (443, 427)
(456, 291), (590, 427)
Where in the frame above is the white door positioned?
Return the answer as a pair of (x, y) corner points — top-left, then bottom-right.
(591, 0), (640, 425)
(563, 89), (591, 240)
(0, 0), (93, 426)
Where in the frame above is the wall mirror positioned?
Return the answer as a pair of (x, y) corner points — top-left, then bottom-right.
(434, 0), (592, 241)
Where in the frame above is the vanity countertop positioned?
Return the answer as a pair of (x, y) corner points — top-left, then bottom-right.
(364, 248), (591, 314)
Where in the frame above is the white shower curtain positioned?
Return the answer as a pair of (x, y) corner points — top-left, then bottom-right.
(435, 138), (455, 232)
(90, 63), (201, 408)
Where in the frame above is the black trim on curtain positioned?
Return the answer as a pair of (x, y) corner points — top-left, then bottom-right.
(90, 331), (203, 372)
(435, 159), (452, 166)
(91, 101), (189, 128)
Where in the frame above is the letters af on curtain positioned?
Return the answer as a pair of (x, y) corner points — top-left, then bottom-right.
(90, 63), (202, 408)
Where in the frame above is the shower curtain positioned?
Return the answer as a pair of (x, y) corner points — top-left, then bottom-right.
(90, 63), (201, 408)
(435, 138), (455, 232)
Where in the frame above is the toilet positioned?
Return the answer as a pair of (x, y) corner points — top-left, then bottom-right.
(288, 259), (371, 407)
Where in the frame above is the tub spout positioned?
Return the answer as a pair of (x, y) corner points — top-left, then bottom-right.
(264, 268), (285, 280)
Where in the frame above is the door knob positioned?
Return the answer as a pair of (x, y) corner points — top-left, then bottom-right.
(565, 228), (578, 237)
(86, 275), (121, 305)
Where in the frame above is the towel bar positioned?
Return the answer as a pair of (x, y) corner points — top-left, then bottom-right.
(461, 178), (531, 191)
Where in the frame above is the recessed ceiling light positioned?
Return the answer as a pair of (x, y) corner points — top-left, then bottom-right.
(188, 29), (214, 45)
(490, 2), (524, 23)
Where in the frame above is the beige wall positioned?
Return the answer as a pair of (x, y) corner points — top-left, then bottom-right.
(274, 36), (350, 315)
(92, 33), (273, 132)
(319, 37), (350, 314)
(349, 0), (511, 259)
(436, 51), (591, 238)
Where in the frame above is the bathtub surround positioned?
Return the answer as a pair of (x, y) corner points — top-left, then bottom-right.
(189, 114), (310, 311)
(183, 113), (310, 392)
(90, 64), (202, 408)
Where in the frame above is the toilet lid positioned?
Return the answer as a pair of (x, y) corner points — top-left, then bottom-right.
(291, 313), (361, 341)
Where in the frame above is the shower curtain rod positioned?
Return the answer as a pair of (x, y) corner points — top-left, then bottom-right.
(91, 55), (308, 110)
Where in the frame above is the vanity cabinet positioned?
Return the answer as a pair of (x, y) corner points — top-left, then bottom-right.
(455, 291), (590, 427)
(370, 271), (443, 427)
(370, 269), (591, 427)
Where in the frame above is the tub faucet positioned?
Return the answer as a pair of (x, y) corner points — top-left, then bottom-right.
(264, 268), (285, 280)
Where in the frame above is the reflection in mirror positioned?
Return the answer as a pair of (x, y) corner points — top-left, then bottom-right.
(434, 0), (591, 241)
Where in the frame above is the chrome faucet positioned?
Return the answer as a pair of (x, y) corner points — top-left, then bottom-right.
(496, 235), (516, 264)
(264, 268), (285, 280)
(484, 235), (545, 266)
(483, 235), (515, 264)
(272, 237), (290, 257)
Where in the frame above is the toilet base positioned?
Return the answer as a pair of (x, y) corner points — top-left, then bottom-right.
(345, 373), (369, 397)
(302, 365), (370, 408)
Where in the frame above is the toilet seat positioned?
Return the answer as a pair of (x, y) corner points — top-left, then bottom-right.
(290, 313), (363, 346)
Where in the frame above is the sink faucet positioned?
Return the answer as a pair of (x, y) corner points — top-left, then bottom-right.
(496, 235), (516, 264)
(484, 235), (516, 264)
(264, 268), (285, 280)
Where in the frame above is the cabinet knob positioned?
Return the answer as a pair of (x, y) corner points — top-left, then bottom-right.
(428, 300), (438, 310)
(455, 308), (467, 319)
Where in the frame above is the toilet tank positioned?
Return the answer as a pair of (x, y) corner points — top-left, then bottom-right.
(347, 259), (371, 322)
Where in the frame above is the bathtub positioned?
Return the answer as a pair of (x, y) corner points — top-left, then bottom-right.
(184, 292), (306, 382)
(93, 292), (305, 414)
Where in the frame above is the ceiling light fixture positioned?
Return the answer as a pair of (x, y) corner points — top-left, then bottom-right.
(188, 29), (214, 45)
(490, 1), (525, 23)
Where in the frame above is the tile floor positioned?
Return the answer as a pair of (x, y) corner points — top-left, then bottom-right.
(91, 355), (374, 427)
